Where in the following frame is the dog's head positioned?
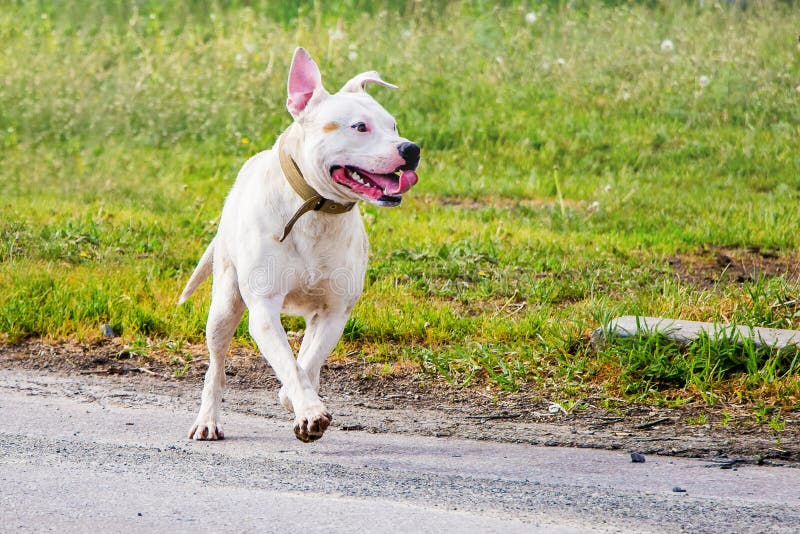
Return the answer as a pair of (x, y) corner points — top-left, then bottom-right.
(285, 47), (420, 207)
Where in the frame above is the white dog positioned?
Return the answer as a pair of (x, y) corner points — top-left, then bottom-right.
(179, 47), (420, 442)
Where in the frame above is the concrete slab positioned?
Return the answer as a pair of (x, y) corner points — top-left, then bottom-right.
(592, 315), (800, 349)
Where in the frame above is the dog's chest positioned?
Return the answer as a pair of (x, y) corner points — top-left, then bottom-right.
(279, 224), (368, 315)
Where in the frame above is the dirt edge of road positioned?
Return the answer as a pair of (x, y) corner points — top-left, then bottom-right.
(1, 339), (796, 466)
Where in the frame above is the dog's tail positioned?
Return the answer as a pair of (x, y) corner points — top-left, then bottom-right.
(178, 239), (215, 304)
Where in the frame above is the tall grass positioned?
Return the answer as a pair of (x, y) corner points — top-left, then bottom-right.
(1, 1), (799, 412)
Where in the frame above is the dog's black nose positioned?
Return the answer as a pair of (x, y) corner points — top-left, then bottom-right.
(397, 142), (420, 170)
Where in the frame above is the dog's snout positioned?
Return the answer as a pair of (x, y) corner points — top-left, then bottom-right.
(397, 142), (420, 170)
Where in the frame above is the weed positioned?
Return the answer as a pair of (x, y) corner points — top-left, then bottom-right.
(171, 353), (193, 378)
(767, 416), (785, 433)
(720, 412), (734, 426)
(686, 413), (708, 425)
(753, 402), (776, 424)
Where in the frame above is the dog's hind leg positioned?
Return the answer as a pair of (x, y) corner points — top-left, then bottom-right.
(188, 257), (244, 441)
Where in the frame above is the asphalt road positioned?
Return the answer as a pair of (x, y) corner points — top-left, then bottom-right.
(1, 368), (799, 533)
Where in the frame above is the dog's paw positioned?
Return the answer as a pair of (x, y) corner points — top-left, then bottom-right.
(278, 385), (293, 412)
(188, 419), (225, 441)
(293, 407), (332, 443)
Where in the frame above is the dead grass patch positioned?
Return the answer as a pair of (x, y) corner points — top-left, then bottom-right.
(669, 246), (800, 288)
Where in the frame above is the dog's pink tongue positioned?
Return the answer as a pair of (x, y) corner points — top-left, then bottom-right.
(386, 170), (418, 195)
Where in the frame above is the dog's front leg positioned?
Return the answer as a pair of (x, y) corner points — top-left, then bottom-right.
(247, 297), (332, 442)
(278, 308), (351, 411)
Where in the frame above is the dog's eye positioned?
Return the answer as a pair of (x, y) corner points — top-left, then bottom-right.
(351, 122), (368, 133)
(393, 123), (399, 134)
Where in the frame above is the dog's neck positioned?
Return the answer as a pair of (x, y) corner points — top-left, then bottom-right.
(277, 127), (355, 242)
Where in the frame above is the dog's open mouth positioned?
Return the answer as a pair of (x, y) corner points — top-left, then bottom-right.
(330, 166), (418, 204)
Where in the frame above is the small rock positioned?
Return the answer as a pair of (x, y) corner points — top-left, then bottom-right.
(101, 324), (115, 338)
(630, 452), (646, 463)
(672, 486), (687, 493)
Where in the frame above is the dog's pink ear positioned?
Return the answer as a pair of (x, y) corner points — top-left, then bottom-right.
(287, 48), (323, 117)
(340, 71), (398, 93)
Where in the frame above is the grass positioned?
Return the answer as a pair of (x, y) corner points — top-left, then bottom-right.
(1, 1), (800, 419)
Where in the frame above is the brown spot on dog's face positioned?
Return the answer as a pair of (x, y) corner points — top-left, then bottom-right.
(322, 121), (339, 133)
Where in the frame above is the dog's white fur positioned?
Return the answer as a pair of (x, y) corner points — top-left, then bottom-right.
(180, 48), (419, 442)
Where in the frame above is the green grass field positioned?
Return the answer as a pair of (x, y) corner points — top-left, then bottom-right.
(1, 1), (799, 420)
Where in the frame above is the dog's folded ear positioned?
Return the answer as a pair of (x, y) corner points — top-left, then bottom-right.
(340, 71), (398, 93)
(287, 47), (327, 118)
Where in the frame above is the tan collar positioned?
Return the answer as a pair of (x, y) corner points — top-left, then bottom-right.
(278, 136), (355, 242)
